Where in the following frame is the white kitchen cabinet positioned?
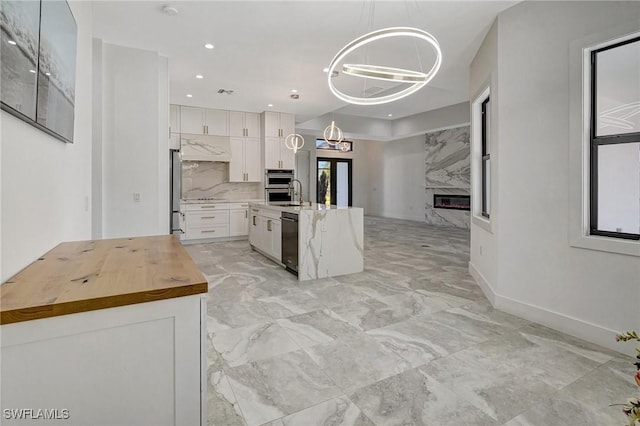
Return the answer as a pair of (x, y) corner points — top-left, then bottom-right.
(262, 111), (294, 138)
(264, 136), (296, 170)
(169, 104), (180, 134)
(248, 207), (282, 261)
(229, 137), (261, 182)
(180, 106), (229, 136)
(184, 203), (230, 240)
(229, 207), (249, 237)
(229, 111), (260, 138)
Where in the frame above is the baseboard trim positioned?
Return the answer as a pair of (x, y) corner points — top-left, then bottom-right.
(468, 261), (631, 356)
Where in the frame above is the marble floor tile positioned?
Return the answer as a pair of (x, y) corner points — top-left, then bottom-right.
(225, 350), (342, 426)
(349, 366), (500, 426)
(266, 396), (375, 426)
(504, 357), (638, 426)
(308, 283), (372, 308)
(256, 291), (326, 319)
(276, 309), (362, 349)
(207, 369), (246, 426)
(211, 321), (301, 367)
(207, 300), (274, 332)
(303, 333), (413, 395)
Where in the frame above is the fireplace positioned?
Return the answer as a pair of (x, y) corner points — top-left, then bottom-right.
(433, 194), (470, 211)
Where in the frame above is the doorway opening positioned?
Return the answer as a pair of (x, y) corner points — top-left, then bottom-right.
(317, 157), (352, 206)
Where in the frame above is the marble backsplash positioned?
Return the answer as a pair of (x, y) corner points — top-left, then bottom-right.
(424, 126), (470, 229)
(182, 161), (262, 200)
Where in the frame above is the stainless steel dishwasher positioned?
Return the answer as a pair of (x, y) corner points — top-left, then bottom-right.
(281, 212), (298, 275)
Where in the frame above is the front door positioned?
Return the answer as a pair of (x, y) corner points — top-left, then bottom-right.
(317, 158), (352, 206)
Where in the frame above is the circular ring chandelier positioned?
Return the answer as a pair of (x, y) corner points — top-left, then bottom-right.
(327, 27), (442, 105)
(323, 121), (343, 146)
(284, 133), (305, 153)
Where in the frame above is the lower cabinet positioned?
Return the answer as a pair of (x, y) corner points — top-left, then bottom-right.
(249, 208), (282, 262)
(182, 202), (251, 241)
(229, 205), (249, 237)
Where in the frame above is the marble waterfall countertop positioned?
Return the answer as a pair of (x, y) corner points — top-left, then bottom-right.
(250, 202), (364, 281)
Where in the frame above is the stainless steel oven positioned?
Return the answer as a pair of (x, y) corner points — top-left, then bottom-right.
(265, 169), (294, 188)
(265, 188), (293, 203)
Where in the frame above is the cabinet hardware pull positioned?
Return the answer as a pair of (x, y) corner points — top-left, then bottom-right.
(202, 216), (216, 219)
(245, 210), (248, 219)
(267, 219), (272, 232)
(253, 216), (256, 226)
(202, 230), (216, 233)
(201, 205), (216, 208)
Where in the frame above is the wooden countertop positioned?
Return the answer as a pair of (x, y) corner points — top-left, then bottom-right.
(0, 235), (207, 325)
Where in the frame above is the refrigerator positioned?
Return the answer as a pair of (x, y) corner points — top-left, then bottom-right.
(170, 149), (182, 235)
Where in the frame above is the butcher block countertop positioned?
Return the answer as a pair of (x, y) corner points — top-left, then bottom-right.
(0, 235), (207, 325)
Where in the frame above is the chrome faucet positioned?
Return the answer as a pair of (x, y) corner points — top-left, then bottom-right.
(289, 179), (303, 205)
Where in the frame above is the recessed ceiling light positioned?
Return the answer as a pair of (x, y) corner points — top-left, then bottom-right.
(291, 89), (298, 93)
(29, 69), (36, 74)
(45, 72), (51, 76)
(267, 104), (273, 107)
(186, 94), (193, 98)
(195, 74), (203, 79)
(323, 68), (329, 73)
(7, 40), (16, 45)
(204, 43), (214, 49)
(388, 114), (393, 117)
(162, 5), (179, 16)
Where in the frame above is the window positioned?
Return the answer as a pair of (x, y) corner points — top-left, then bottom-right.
(590, 36), (640, 240)
(481, 97), (491, 218)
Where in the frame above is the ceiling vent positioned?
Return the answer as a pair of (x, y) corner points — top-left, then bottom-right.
(217, 89), (234, 95)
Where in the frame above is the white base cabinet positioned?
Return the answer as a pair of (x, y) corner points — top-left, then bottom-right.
(0, 295), (206, 426)
(182, 202), (251, 242)
(248, 207), (282, 262)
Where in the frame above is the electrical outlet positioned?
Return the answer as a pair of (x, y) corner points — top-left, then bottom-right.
(134, 192), (141, 202)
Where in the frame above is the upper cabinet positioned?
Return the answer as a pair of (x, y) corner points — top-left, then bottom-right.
(263, 111), (295, 138)
(180, 106), (229, 136)
(229, 111), (260, 138)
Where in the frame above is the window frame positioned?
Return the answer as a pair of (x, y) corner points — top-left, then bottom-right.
(589, 36), (640, 241)
(481, 96), (491, 219)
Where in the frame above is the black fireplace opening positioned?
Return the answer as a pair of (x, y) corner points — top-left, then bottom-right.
(434, 194), (470, 211)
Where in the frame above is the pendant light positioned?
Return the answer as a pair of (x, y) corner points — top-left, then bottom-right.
(323, 120), (343, 146)
(284, 133), (305, 154)
(326, 2), (442, 106)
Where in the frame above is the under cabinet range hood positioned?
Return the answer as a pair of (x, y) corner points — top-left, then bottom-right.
(180, 133), (231, 162)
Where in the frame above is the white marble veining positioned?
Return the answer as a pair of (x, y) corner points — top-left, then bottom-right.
(424, 125), (470, 228)
(251, 203), (364, 281)
(181, 133), (231, 161)
(182, 161), (261, 201)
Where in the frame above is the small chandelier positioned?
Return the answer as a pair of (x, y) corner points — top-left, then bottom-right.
(327, 27), (442, 105)
(323, 121), (343, 146)
(284, 133), (305, 154)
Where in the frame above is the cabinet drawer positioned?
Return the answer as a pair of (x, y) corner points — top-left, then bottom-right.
(185, 225), (229, 240)
(185, 203), (230, 211)
(228, 202), (249, 209)
(187, 211), (229, 227)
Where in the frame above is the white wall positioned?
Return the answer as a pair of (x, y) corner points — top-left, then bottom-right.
(94, 42), (169, 238)
(392, 102), (470, 139)
(471, 1), (640, 353)
(1, 1), (93, 282)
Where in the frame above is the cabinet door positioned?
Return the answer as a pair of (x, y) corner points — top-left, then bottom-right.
(264, 137), (281, 169)
(280, 139), (296, 170)
(180, 106), (205, 135)
(270, 219), (282, 261)
(229, 137), (245, 182)
(229, 209), (248, 237)
(228, 111), (245, 138)
(263, 111), (280, 138)
(249, 212), (261, 247)
(279, 113), (295, 138)
(204, 109), (229, 136)
(169, 104), (180, 134)
(245, 113), (260, 138)
(244, 138), (261, 182)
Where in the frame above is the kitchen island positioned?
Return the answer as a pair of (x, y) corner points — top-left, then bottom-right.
(248, 202), (364, 281)
(0, 236), (207, 425)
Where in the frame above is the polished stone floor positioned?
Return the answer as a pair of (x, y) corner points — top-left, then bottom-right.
(185, 216), (636, 426)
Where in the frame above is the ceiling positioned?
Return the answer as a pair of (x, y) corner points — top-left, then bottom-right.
(92, 1), (517, 124)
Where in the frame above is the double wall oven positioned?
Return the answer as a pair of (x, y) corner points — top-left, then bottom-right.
(265, 169), (294, 203)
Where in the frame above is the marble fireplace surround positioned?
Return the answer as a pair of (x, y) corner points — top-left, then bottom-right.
(424, 125), (471, 229)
